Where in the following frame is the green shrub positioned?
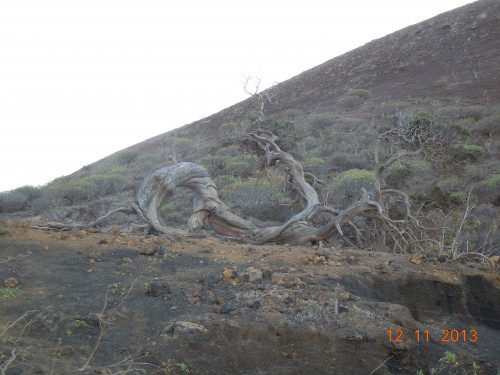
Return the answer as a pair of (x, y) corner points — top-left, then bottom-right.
(222, 178), (292, 221)
(384, 164), (413, 190)
(257, 118), (298, 151)
(374, 101), (411, 117)
(434, 76), (449, 87)
(0, 191), (28, 212)
(455, 144), (484, 161)
(284, 108), (304, 121)
(198, 155), (226, 176)
(159, 201), (187, 225)
(308, 113), (336, 133)
(115, 150), (139, 165)
(474, 173), (500, 205)
(328, 169), (375, 207)
(0, 185), (42, 212)
(338, 89), (371, 110)
(437, 105), (488, 120)
(213, 175), (241, 190)
(0, 287), (21, 301)
(221, 154), (259, 178)
(302, 157), (327, 175)
(473, 113), (500, 137)
(43, 173), (127, 204)
(329, 152), (366, 171)
(418, 185), (463, 209)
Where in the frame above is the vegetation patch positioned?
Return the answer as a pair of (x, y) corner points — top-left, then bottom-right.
(0, 287), (21, 301)
(338, 88), (371, 109)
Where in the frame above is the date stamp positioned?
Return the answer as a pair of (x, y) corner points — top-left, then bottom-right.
(387, 329), (478, 343)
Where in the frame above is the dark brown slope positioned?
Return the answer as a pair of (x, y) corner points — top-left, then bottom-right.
(275, 0), (500, 110)
(138, 0), (498, 146)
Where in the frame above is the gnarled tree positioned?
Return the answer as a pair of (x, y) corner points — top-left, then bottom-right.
(135, 132), (381, 245)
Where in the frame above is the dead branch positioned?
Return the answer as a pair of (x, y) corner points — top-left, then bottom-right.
(452, 252), (496, 269)
(80, 280), (138, 371)
(0, 350), (16, 375)
(30, 205), (139, 232)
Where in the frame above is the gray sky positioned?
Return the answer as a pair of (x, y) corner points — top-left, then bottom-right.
(0, 0), (473, 192)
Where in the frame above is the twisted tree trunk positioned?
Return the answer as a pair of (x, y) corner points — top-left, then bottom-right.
(135, 134), (381, 245)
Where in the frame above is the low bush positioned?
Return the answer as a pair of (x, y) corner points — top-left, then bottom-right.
(328, 169), (375, 208)
(434, 76), (449, 87)
(115, 150), (139, 165)
(42, 174), (127, 205)
(0, 191), (29, 212)
(374, 101), (411, 117)
(301, 157), (328, 175)
(0, 185), (42, 213)
(473, 113), (500, 137)
(455, 144), (484, 161)
(338, 88), (371, 110)
(384, 164), (413, 190)
(473, 173), (500, 206)
(308, 113), (336, 134)
(221, 154), (259, 178)
(328, 152), (368, 172)
(415, 185), (463, 209)
(222, 178), (292, 221)
(437, 105), (488, 120)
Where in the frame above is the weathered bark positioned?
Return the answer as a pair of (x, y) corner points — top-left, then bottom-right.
(30, 206), (139, 231)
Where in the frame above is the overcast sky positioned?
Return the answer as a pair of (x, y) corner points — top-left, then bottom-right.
(0, 0), (474, 192)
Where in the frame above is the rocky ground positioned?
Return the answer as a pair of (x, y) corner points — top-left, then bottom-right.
(0, 220), (499, 375)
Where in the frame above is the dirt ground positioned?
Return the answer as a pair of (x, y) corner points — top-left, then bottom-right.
(0, 220), (499, 375)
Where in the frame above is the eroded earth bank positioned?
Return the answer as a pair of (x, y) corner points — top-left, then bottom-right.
(1, 221), (499, 375)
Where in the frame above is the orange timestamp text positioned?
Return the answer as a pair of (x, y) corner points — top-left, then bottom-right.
(387, 329), (478, 343)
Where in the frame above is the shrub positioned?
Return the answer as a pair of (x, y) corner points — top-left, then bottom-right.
(338, 88), (371, 110)
(374, 101), (411, 117)
(308, 113), (336, 134)
(384, 164), (413, 190)
(474, 173), (500, 205)
(434, 76), (449, 87)
(0, 287), (21, 301)
(133, 152), (167, 176)
(30, 194), (60, 215)
(222, 178), (292, 221)
(221, 154), (259, 178)
(0, 191), (29, 212)
(213, 175), (240, 190)
(437, 105), (488, 121)
(329, 152), (366, 172)
(159, 201), (188, 225)
(455, 144), (484, 161)
(43, 174), (127, 204)
(473, 113), (500, 137)
(328, 169), (375, 208)
(198, 155), (226, 176)
(258, 118), (298, 151)
(0, 185), (42, 213)
(301, 157), (327, 175)
(417, 185), (463, 209)
(296, 136), (322, 156)
(15, 185), (43, 200)
(116, 150), (139, 165)
(284, 108), (304, 121)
